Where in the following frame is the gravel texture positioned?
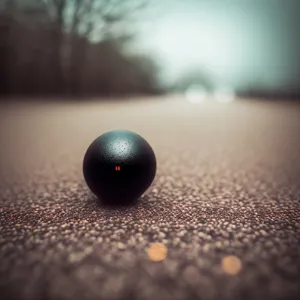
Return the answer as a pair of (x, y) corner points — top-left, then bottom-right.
(0, 98), (300, 300)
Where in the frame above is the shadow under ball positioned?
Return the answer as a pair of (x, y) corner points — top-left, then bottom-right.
(83, 130), (157, 204)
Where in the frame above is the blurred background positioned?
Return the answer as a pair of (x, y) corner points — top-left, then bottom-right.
(0, 0), (299, 100)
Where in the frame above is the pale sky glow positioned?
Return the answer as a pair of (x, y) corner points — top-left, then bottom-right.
(134, 9), (256, 88)
(130, 0), (300, 91)
(149, 18), (238, 69)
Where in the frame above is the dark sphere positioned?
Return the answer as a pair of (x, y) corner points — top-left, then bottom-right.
(83, 130), (156, 205)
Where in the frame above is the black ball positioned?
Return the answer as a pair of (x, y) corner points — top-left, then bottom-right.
(83, 130), (156, 205)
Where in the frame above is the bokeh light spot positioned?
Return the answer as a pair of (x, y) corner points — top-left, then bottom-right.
(214, 86), (236, 103)
(221, 255), (242, 275)
(147, 243), (168, 262)
(185, 84), (209, 103)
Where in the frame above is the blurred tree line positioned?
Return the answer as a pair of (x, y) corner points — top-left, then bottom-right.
(0, 0), (162, 98)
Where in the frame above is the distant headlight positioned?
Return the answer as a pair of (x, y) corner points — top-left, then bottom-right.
(185, 84), (209, 103)
(214, 86), (236, 103)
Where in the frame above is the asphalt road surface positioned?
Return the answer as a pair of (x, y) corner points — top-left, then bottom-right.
(0, 97), (299, 300)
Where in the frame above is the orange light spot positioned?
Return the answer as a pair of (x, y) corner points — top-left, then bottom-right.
(222, 256), (242, 275)
(146, 243), (168, 262)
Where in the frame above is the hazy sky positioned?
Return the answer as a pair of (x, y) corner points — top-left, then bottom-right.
(132, 0), (300, 90)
